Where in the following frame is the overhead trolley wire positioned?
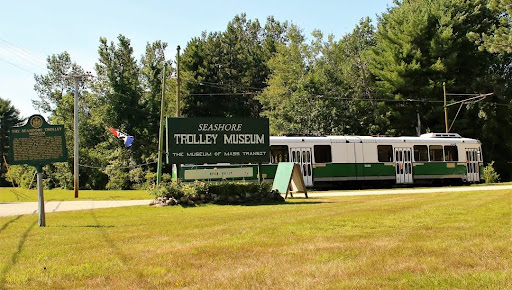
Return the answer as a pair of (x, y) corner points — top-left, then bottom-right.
(79, 161), (158, 171)
(182, 91), (511, 107)
(187, 79), (265, 91)
(187, 92), (256, 96)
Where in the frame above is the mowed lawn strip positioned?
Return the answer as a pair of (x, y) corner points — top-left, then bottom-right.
(0, 190), (510, 288)
(0, 187), (151, 202)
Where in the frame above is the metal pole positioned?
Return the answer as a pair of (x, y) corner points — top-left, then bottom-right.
(176, 45), (181, 182)
(157, 64), (166, 185)
(37, 166), (45, 227)
(73, 77), (79, 198)
(257, 163), (262, 184)
(443, 82), (449, 133)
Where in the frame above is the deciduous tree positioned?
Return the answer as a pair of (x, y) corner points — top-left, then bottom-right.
(0, 98), (24, 186)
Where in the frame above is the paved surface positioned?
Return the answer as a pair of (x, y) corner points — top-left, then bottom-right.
(310, 184), (512, 197)
(1, 184), (510, 217)
(0, 200), (152, 217)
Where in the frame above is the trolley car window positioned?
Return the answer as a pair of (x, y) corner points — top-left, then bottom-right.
(307, 151), (312, 176)
(270, 145), (289, 163)
(414, 145), (429, 162)
(314, 145), (332, 163)
(377, 145), (393, 162)
(444, 146), (458, 161)
(429, 145), (444, 161)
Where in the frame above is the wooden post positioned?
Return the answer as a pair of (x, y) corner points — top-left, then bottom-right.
(175, 45), (181, 183)
(157, 63), (166, 185)
(443, 82), (449, 133)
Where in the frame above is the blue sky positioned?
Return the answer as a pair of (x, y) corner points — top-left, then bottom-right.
(0, 0), (395, 118)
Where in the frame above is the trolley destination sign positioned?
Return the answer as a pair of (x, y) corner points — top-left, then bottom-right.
(8, 114), (68, 167)
(167, 118), (269, 164)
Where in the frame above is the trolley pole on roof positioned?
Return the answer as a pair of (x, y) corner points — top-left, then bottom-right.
(443, 82), (493, 133)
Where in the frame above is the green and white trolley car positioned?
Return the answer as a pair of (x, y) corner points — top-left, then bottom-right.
(177, 133), (483, 187)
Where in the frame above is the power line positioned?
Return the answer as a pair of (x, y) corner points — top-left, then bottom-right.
(188, 79), (265, 91)
(0, 38), (47, 63)
(0, 38), (46, 71)
(0, 57), (35, 74)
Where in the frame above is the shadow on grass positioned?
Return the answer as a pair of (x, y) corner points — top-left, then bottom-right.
(54, 225), (115, 228)
(0, 217), (37, 288)
(8, 188), (32, 201)
(0, 215), (23, 234)
(90, 211), (146, 286)
(171, 199), (329, 207)
(241, 200), (328, 206)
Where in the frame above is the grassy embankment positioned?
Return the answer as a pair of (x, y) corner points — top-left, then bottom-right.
(0, 189), (510, 288)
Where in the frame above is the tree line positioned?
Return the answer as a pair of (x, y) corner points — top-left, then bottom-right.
(1, 0), (511, 189)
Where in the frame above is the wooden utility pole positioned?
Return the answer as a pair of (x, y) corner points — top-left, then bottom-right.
(175, 45), (181, 182)
(157, 63), (166, 185)
(63, 73), (92, 198)
(176, 45), (181, 118)
(443, 82), (449, 133)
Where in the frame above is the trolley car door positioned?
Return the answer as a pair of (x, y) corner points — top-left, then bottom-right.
(290, 147), (313, 187)
(394, 147), (413, 184)
(465, 149), (480, 182)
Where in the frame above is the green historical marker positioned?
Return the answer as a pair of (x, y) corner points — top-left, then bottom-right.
(8, 115), (68, 227)
(9, 114), (68, 167)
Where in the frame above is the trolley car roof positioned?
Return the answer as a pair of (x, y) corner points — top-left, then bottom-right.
(270, 135), (480, 144)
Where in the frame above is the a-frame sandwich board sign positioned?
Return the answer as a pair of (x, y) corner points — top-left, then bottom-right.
(272, 162), (308, 198)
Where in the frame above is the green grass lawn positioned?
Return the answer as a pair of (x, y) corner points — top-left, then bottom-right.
(0, 189), (510, 288)
(0, 187), (152, 202)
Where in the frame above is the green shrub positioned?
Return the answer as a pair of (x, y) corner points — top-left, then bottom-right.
(150, 181), (282, 206)
(4, 165), (36, 188)
(483, 161), (500, 184)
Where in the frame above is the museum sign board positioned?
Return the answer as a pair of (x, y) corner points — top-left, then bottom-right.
(167, 118), (269, 164)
